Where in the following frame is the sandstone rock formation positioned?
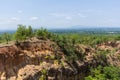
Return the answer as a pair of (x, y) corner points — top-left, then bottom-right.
(0, 39), (120, 80)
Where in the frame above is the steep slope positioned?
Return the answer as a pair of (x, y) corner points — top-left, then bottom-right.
(0, 38), (120, 80)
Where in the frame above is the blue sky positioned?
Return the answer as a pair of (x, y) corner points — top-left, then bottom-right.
(0, 0), (120, 30)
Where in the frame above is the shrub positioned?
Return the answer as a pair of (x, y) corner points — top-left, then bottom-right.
(85, 65), (120, 80)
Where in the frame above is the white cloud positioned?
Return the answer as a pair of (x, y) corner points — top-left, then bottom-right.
(29, 17), (39, 20)
(0, 17), (20, 24)
(49, 13), (74, 20)
(17, 10), (23, 13)
(77, 13), (87, 18)
(11, 17), (20, 21)
(49, 13), (87, 20)
(49, 13), (65, 17)
(65, 16), (72, 20)
(81, 9), (94, 13)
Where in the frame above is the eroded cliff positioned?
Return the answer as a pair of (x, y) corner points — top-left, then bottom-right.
(0, 38), (120, 80)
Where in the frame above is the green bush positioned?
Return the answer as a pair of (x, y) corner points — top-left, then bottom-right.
(85, 65), (120, 80)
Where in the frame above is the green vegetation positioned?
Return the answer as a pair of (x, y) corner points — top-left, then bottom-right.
(1, 25), (120, 79)
(2, 32), (11, 44)
(1, 25), (120, 59)
(39, 69), (47, 80)
(0, 32), (13, 44)
(85, 65), (120, 80)
(1, 25), (120, 45)
(35, 27), (53, 40)
(0, 25), (120, 60)
(56, 33), (119, 46)
(14, 25), (53, 42)
(14, 24), (33, 41)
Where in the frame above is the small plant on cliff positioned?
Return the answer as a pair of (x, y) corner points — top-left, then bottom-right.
(50, 55), (55, 60)
(60, 60), (64, 67)
(54, 60), (59, 65)
(39, 69), (47, 80)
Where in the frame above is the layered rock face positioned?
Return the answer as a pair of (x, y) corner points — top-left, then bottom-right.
(97, 41), (120, 67)
(0, 39), (120, 80)
(0, 39), (73, 80)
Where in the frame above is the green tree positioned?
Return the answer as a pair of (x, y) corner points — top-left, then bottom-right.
(0, 35), (2, 43)
(14, 24), (27, 41)
(103, 66), (120, 80)
(35, 27), (50, 40)
(85, 65), (120, 80)
(27, 25), (33, 38)
(3, 32), (11, 44)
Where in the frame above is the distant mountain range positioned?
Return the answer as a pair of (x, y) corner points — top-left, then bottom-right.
(69, 25), (120, 29)
(1, 26), (120, 34)
(49, 26), (120, 34)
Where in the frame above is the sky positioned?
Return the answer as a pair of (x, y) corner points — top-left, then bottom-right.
(0, 0), (120, 30)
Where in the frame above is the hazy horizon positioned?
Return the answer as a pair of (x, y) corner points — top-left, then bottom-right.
(0, 0), (120, 30)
